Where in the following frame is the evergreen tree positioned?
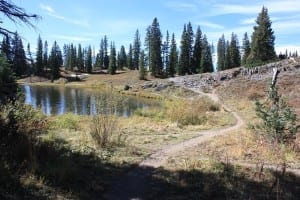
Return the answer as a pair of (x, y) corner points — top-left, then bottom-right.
(200, 35), (213, 73)
(144, 26), (151, 67)
(86, 45), (92, 73)
(247, 7), (276, 66)
(77, 44), (84, 71)
(162, 30), (170, 72)
(43, 41), (48, 71)
(241, 32), (250, 65)
(127, 44), (133, 70)
(224, 41), (231, 69)
(217, 34), (226, 71)
(118, 45), (127, 69)
(70, 44), (77, 71)
(103, 35), (109, 69)
(99, 38), (104, 68)
(149, 17), (163, 77)
(178, 24), (188, 75)
(229, 33), (241, 68)
(26, 43), (34, 76)
(36, 35), (43, 75)
(108, 42), (116, 74)
(168, 33), (177, 77)
(49, 41), (62, 81)
(133, 29), (141, 70)
(193, 26), (202, 73)
(11, 32), (27, 77)
(1, 36), (12, 63)
(186, 22), (194, 74)
(139, 50), (146, 80)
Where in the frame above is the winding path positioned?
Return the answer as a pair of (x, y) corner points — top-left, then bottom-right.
(105, 82), (245, 200)
(105, 81), (299, 200)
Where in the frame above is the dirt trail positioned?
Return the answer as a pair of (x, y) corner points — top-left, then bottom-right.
(105, 84), (245, 200)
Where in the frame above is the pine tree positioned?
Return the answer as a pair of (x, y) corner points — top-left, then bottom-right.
(200, 35), (213, 73)
(224, 41), (231, 70)
(139, 50), (146, 80)
(103, 36), (109, 69)
(127, 44), (133, 70)
(149, 18), (163, 77)
(11, 32), (27, 77)
(193, 26), (202, 73)
(241, 32), (250, 65)
(217, 34), (226, 71)
(229, 33), (241, 68)
(26, 43), (34, 76)
(133, 29), (141, 70)
(247, 7), (276, 66)
(168, 33), (177, 77)
(186, 22), (194, 74)
(36, 35), (43, 75)
(49, 41), (62, 81)
(178, 24), (188, 75)
(144, 26), (151, 68)
(43, 41), (48, 71)
(108, 42), (116, 74)
(1, 36), (12, 63)
(86, 45), (92, 73)
(77, 44), (84, 71)
(162, 31), (170, 72)
(118, 45), (127, 69)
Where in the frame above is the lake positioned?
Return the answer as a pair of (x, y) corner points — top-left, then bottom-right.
(23, 85), (160, 116)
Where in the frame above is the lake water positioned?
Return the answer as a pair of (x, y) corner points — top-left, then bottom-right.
(23, 85), (160, 116)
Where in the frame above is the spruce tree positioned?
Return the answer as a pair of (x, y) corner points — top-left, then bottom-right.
(217, 34), (226, 71)
(1, 36), (12, 63)
(162, 30), (170, 72)
(133, 29), (141, 70)
(49, 41), (62, 81)
(200, 35), (213, 73)
(229, 33), (241, 68)
(144, 26), (151, 67)
(119, 45), (127, 69)
(99, 38), (104, 68)
(43, 41), (48, 71)
(168, 33), (177, 77)
(12, 32), (27, 77)
(139, 50), (146, 80)
(26, 43), (34, 76)
(108, 43), (116, 75)
(186, 22), (194, 74)
(193, 26), (202, 73)
(241, 32), (250, 65)
(149, 17), (163, 77)
(178, 24), (189, 75)
(224, 41), (231, 70)
(247, 7), (276, 66)
(36, 35), (43, 75)
(77, 44), (84, 72)
(103, 36), (109, 69)
(127, 44), (133, 70)
(86, 45), (92, 73)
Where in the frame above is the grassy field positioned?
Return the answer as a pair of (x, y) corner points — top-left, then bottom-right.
(6, 68), (300, 199)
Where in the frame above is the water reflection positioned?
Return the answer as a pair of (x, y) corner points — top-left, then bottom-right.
(23, 85), (160, 116)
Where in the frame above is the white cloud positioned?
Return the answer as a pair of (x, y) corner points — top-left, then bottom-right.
(40, 3), (54, 14)
(39, 3), (90, 28)
(165, 1), (198, 12)
(51, 35), (92, 42)
(212, 0), (300, 16)
(240, 18), (256, 25)
(198, 21), (224, 29)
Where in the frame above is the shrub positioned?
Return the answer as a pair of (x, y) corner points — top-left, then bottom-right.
(252, 83), (298, 144)
(89, 88), (123, 149)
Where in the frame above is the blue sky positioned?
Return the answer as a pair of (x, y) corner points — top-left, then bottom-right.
(3, 0), (300, 55)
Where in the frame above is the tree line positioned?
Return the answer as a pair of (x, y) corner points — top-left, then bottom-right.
(0, 6), (286, 82)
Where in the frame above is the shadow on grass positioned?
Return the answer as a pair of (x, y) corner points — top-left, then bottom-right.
(2, 137), (299, 199)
